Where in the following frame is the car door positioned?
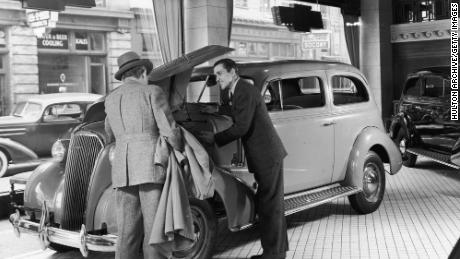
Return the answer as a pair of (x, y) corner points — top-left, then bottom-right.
(33, 102), (84, 156)
(264, 71), (334, 194)
(327, 72), (382, 182)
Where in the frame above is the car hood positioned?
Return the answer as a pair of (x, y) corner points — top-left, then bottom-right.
(148, 45), (233, 108)
(0, 115), (35, 125)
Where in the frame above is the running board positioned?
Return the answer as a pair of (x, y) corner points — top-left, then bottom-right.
(284, 184), (361, 216)
(407, 148), (460, 169)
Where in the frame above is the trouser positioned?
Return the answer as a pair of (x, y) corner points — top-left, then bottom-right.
(115, 183), (169, 259)
(253, 160), (289, 258)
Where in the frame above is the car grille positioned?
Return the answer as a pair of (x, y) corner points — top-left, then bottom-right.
(61, 132), (104, 230)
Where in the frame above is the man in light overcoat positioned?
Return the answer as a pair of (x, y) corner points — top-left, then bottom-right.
(105, 51), (183, 259)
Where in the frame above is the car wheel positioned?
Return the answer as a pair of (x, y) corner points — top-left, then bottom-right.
(0, 150), (9, 178)
(173, 199), (217, 259)
(349, 151), (386, 214)
(394, 129), (417, 167)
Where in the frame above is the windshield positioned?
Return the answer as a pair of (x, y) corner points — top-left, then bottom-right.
(12, 102), (42, 119)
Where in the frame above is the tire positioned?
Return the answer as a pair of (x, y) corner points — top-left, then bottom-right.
(0, 150), (8, 178)
(173, 199), (217, 259)
(393, 129), (417, 167)
(349, 151), (386, 214)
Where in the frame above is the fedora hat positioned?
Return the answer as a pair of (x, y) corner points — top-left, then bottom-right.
(115, 51), (153, 81)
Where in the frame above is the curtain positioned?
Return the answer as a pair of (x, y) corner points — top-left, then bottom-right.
(343, 14), (360, 68)
(152, 0), (183, 63)
(227, 0), (233, 46)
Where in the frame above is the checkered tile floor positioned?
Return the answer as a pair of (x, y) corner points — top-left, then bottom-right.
(212, 158), (460, 259)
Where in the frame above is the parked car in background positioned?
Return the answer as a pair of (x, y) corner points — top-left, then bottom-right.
(389, 66), (460, 169)
(0, 93), (102, 177)
(10, 45), (402, 259)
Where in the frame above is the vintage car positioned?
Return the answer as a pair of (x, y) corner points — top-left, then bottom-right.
(0, 93), (102, 177)
(389, 66), (460, 168)
(10, 45), (402, 259)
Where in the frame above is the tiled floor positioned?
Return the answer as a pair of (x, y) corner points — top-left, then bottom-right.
(2, 158), (460, 259)
(212, 158), (460, 259)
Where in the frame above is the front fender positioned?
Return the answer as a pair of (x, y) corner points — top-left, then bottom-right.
(23, 160), (65, 222)
(212, 168), (256, 231)
(0, 138), (38, 162)
(86, 144), (113, 230)
(344, 127), (403, 188)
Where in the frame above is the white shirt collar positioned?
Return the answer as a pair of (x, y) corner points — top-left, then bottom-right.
(229, 77), (240, 95)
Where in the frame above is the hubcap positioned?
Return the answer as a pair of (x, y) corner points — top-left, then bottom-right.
(363, 162), (381, 203)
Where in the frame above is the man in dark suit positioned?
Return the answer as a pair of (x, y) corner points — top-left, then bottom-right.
(105, 51), (183, 259)
(200, 58), (288, 259)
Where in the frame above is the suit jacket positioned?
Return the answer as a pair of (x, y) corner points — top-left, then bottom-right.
(104, 78), (182, 188)
(215, 79), (287, 172)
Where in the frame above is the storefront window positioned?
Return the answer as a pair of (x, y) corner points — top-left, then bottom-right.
(37, 30), (107, 95)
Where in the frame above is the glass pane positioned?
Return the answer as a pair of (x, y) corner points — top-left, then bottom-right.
(23, 102), (42, 118)
(89, 33), (104, 51)
(0, 55), (3, 69)
(39, 54), (87, 93)
(404, 78), (422, 97)
(423, 76), (444, 97)
(332, 76), (369, 105)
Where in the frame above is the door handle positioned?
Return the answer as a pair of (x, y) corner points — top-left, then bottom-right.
(322, 122), (336, 126)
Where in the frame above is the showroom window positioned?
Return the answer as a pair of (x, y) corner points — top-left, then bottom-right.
(37, 30), (107, 95)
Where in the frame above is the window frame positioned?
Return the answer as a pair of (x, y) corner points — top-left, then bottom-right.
(330, 74), (370, 106)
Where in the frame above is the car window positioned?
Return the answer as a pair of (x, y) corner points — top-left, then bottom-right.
(332, 76), (369, 105)
(43, 103), (82, 122)
(423, 76), (448, 98)
(13, 102), (42, 119)
(265, 76), (324, 111)
(404, 77), (422, 97)
(187, 75), (254, 104)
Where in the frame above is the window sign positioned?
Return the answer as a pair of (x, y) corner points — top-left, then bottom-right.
(75, 32), (89, 50)
(37, 31), (69, 49)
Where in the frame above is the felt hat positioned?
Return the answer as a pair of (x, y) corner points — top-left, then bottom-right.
(114, 51), (153, 81)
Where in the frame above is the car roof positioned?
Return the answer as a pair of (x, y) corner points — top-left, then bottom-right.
(192, 59), (363, 83)
(411, 66), (450, 77)
(24, 93), (103, 107)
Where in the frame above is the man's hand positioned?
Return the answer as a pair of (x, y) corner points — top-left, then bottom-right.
(197, 131), (215, 145)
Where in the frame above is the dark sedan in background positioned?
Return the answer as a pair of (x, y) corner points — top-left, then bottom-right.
(0, 93), (102, 177)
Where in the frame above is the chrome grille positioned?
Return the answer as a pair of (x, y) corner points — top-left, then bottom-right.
(61, 132), (104, 230)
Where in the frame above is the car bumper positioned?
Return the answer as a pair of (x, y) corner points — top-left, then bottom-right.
(9, 202), (116, 257)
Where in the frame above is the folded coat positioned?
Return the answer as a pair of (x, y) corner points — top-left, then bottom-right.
(149, 127), (215, 251)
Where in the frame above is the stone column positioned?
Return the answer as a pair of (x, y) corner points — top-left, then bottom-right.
(360, 0), (393, 120)
(184, 0), (231, 101)
(107, 31), (132, 90)
(8, 25), (39, 104)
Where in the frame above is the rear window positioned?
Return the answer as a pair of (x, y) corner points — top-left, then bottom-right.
(332, 76), (369, 105)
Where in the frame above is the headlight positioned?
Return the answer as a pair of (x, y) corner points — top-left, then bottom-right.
(108, 145), (116, 164)
(51, 139), (68, 162)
